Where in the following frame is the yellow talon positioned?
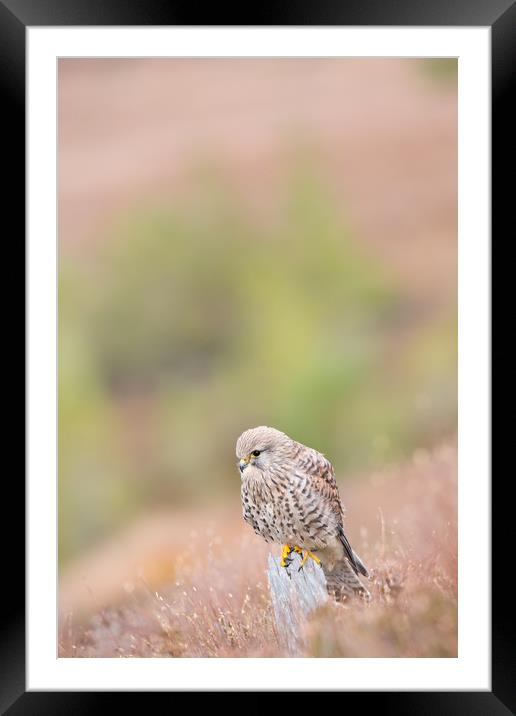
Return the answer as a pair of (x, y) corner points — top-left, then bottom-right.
(280, 544), (292, 567)
(281, 545), (320, 569)
(299, 550), (321, 568)
(280, 544), (304, 567)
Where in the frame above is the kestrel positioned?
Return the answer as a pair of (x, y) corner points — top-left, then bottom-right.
(236, 426), (370, 601)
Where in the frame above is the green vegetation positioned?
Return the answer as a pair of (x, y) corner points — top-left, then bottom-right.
(59, 171), (456, 562)
(419, 59), (458, 86)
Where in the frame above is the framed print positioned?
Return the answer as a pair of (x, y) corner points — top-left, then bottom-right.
(3, 0), (508, 710)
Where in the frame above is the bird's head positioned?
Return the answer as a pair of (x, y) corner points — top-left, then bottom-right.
(235, 425), (293, 475)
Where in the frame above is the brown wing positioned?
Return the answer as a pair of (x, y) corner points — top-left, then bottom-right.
(297, 445), (362, 575)
(296, 447), (343, 518)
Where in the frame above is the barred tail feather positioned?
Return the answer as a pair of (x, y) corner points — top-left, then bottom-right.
(323, 558), (371, 602)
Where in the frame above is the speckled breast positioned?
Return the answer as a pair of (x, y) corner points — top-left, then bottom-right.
(241, 471), (336, 550)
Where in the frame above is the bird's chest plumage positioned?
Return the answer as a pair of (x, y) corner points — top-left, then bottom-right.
(241, 472), (287, 543)
(240, 468), (334, 548)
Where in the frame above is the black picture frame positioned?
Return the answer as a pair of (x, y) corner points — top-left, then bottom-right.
(3, 0), (506, 710)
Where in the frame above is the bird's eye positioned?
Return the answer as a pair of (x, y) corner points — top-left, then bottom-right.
(252, 450), (261, 457)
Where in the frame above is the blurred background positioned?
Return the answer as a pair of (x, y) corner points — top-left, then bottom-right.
(58, 59), (457, 653)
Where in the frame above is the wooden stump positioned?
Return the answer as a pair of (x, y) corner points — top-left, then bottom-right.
(267, 551), (328, 655)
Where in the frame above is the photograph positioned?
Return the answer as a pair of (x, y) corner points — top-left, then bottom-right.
(57, 57), (458, 659)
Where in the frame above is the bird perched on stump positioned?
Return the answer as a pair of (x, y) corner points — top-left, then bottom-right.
(236, 425), (370, 601)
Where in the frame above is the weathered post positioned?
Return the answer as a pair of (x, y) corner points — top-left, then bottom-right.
(267, 551), (328, 655)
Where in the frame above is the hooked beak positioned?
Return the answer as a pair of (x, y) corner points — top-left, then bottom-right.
(239, 457), (250, 474)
